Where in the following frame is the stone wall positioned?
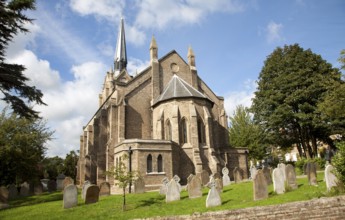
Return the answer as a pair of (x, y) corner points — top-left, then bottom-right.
(140, 195), (345, 220)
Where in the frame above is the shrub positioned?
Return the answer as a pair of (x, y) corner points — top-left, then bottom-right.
(332, 141), (345, 184)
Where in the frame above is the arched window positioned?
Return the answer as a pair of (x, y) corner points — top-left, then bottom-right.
(198, 119), (206, 144)
(165, 120), (172, 140)
(147, 154), (153, 173)
(180, 118), (188, 144)
(157, 154), (163, 172)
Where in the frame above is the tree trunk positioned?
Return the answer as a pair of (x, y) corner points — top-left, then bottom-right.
(311, 135), (318, 158)
(122, 187), (126, 211)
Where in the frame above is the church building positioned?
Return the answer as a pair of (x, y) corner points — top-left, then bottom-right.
(77, 19), (248, 191)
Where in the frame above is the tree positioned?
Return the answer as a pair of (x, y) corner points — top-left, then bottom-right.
(40, 156), (64, 180)
(251, 44), (342, 159)
(0, 108), (53, 185)
(0, 0), (45, 119)
(229, 105), (266, 160)
(332, 141), (345, 185)
(63, 150), (79, 181)
(106, 154), (138, 211)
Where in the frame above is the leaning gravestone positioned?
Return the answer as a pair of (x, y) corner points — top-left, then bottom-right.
(306, 162), (318, 186)
(262, 166), (272, 185)
(63, 177), (74, 189)
(285, 164), (298, 189)
(20, 182), (30, 197)
(250, 166), (258, 180)
(47, 180), (57, 192)
(56, 174), (66, 191)
(63, 184), (78, 209)
(99, 182), (110, 196)
(277, 163), (287, 182)
(325, 165), (338, 192)
(166, 178), (180, 202)
(222, 167), (231, 186)
(173, 175), (182, 192)
(233, 167), (243, 183)
(187, 175), (202, 199)
(159, 177), (169, 195)
(272, 168), (285, 194)
(134, 176), (145, 194)
(8, 184), (18, 199)
(253, 170), (268, 201)
(200, 170), (210, 186)
(85, 185), (100, 204)
(206, 178), (221, 208)
(81, 181), (91, 200)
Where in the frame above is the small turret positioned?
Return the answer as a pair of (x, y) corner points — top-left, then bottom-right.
(187, 46), (195, 67)
(150, 35), (158, 61)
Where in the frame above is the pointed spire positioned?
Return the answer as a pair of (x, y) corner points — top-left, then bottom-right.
(114, 18), (127, 76)
(150, 35), (158, 61)
(187, 45), (195, 67)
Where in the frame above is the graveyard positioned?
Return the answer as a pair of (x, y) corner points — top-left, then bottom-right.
(1, 170), (343, 220)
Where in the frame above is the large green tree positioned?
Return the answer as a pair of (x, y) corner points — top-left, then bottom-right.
(0, 0), (45, 118)
(0, 109), (53, 185)
(251, 44), (342, 159)
(63, 150), (79, 181)
(229, 105), (266, 160)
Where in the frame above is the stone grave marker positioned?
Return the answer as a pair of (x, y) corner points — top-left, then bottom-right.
(200, 170), (210, 186)
(85, 185), (100, 204)
(134, 176), (145, 194)
(56, 174), (65, 191)
(20, 182), (30, 197)
(187, 174), (194, 185)
(0, 186), (9, 204)
(250, 166), (258, 179)
(206, 178), (221, 208)
(34, 182), (43, 195)
(233, 167), (243, 183)
(303, 163), (307, 175)
(63, 184), (78, 209)
(166, 178), (180, 202)
(99, 182), (110, 196)
(262, 166), (272, 185)
(306, 162), (318, 186)
(173, 175), (182, 192)
(8, 184), (18, 199)
(285, 164), (298, 189)
(187, 175), (202, 199)
(222, 167), (231, 186)
(277, 163), (286, 181)
(159, 177), (169, 195)
(40, 179), (49, 192)
(81, 181), (91, 200)
(325, 165), (338, 191)
(47, 180), (57, 192)
(253, 170), (268, 201)
(272, 168), (285, 194)
(63, 177), (74, 189)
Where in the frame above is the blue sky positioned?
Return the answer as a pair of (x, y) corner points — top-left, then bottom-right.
(5, 0), (345, 157)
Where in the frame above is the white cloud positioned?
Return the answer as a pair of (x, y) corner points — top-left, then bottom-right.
(266, 21), (284, 43)
(127, 57), (150, 76)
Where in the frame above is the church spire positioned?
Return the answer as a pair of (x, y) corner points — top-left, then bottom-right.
(114, 18), (127, 76)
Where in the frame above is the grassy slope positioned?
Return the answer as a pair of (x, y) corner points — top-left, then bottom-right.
(0, 172), (336, 220)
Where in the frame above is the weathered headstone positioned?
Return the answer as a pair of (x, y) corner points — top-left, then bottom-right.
(187, 174), (194, 185)
(250, 166), (258, 179)
(134, 176), (145, 194)
(187, 175), (202, 199)
(233, 167), (243, 183)
(206, 178), (221, 208)
(81, 181), (91, 200)
(166, 178), (180, 202)
(222, 167), (231, 186)
(325, 164), (338, 192)
(8, 184), (18, 199)
(303, 163), (307, 175)
(47, 180), (57, 192)
(173, 175), (182, 192)
(253, 170), (268, 201)
(272, 168), (285, 194)
(262, 166), (272, 185)
(40, 179), (49, 192)
(285, 164), (298, 189)
(159, 177), (169, 195)
(63, 177), (74, 189)
(85, 185), (100, 204)
(56, 174), (66, 191)
(63, 184), (78, 209)
(33, 182), (43, 195)
(200, 170), (210, 186)
(0, 186), (9, 204)
(306, 162), (318, 186)
(277, 163), (286, 181)
(99, 182), (110, 196)
(20, 182), (30, 197)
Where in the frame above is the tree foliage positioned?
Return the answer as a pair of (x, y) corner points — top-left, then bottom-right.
(229, 105), (266, 160)
(332, 141), (345, 185)
(40, 156), (64, 180)
(63, 150), (79, 181)
(0, 0), (45, 118)
(251, 44), (342, 159)
(0, 109), (53, 185)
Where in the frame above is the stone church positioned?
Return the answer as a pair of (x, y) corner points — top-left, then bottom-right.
(77, 19), (248, 191)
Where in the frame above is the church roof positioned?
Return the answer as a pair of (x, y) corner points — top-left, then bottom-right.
(153, 74), (212, 106)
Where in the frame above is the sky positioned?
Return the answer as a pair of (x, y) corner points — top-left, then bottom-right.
(4, 0), (345, 158)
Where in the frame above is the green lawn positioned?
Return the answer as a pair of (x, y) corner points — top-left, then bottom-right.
(0, 172), (339, 220)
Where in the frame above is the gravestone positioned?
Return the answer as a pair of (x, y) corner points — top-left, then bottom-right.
(250, 166), (258, 179)
(187, 175), (202, 199)
(222, 167), (231, 186)
(173, 175), (182, 192)
(134, 176), (145, 194)
(325, 165), (338, 192)
(166, 178), (180, 202)
(262, 166), (272, 185)
(40, 179), (49, 192)
(20, 182), (30, 197)
(63, 177), (74, 189)
(8, 184), (18, 199)
(285, 164), (298, 189)
(85, 185), (100, 204)
(272, 168), (285, 194)
(33, 182), (43, 195)
(200, 170), (210, 186)
(306, 162), (318, 186)
(0, 186), (9, 204)
(233, 167), (243, 183)
(159, 177), (169, 195)
(56, 174), (66, 191)
(253, 170), (268, 201)
(81, 181), (91, 200)
(303, 163), (307, 175)
(277, 163), (286, 181)
(47, 180), (57, 192)
(187, 174), (194, 185)
(63, 184), (78, 209)
(99, 182), (110, 196)
(206, 178), (221, 208)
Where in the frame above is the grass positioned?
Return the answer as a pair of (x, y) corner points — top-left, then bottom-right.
(0, 172), (341, 220)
